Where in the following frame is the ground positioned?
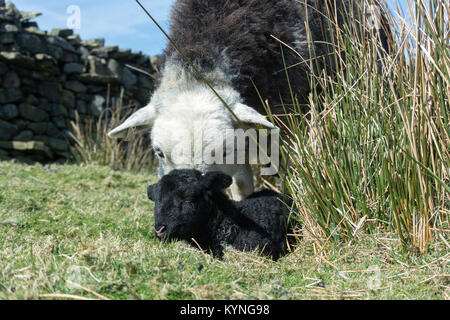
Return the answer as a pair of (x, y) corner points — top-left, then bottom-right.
(0, 161), (448, 300)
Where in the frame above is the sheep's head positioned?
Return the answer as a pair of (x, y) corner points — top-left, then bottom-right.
(107, 65), (277, 179)
(147, 169), (232, 241)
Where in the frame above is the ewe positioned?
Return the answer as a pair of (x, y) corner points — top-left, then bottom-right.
(147, 169), (291, 260)
(109, 0), (392, 201)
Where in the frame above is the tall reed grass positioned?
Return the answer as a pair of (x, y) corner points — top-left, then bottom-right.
(276, 0), (449, 253)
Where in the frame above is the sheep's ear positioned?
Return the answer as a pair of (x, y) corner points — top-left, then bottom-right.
(232, 103), (278, 130)
(147, 184), (156, 201)
(202, 172), (233, 190)
(108, 103), (157, 140)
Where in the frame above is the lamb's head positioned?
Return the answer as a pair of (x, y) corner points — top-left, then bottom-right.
(147, 169), (232, 240)
(107, 81), (277, 179)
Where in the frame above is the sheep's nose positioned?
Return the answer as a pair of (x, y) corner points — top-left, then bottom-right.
(155, 226), (166, 238)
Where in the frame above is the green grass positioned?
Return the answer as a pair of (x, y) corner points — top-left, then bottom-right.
(0, 161), (448, 300)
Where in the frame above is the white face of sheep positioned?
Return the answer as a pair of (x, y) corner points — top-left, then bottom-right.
(108, 85), (278, 200)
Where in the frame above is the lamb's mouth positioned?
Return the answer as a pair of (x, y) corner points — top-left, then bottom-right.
(155, 226), (166, 238)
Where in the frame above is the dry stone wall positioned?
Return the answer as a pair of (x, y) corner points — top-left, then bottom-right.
(0, 1), (157, 163)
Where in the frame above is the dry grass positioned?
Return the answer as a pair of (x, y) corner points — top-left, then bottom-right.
(69, 87), (156, 172)
(271, 0), (449, 253)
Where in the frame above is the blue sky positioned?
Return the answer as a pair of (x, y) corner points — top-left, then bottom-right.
(13, 0), (410, 56)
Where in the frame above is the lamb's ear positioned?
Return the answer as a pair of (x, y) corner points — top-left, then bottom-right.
(108, 104), (157, 140)
(202, 172), (233, 191)
(147, 184), (156, 201)
(232, 103), (278, 130)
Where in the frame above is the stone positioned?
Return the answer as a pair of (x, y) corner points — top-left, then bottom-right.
(151, 55), (161, 72)
(0, 88), (22, 104)
(46, 45), (63, 60)
(38, 98), (50, 112)
(24, 26), (45, 36)
(90, 95), (105, 116)
(16, 33), (45, 54)
(33, 135), (49, 144)
(0, 32), (14, 44)
(13, 130), (33, 141)
(78, 46), (89, 58)
(63, 62), (84, 74)
(91, 47), (108, 58)
(12, 118), (27, 130)
(135, 54), (150, 66)
(34, 54), (59, 75)
(0, 140), (53, 159)
(64, 80), (86, 93)
(61, 51), (79, 63)
(81, 38), (105, 49)
(26, 95), (39, 105)
(122, 67), (138, 87)
(76, 100), (87, 114)
(138, 74), (154, 89)
(68, 108), (76, 120)
(52, 116), (67, 129)
(39, 82), (61, 102)
(35, 53), (56, 63)
(0, 118), (18, 139)
(48, 137), (69, 152)
(46, 123), (60, 136)
(47, 36), (76, 52)
(19, 11), (42, 22)
(3, 70), (20, 88)
(1, 23), (19, 33)
(50, 28), (73, 38)
(107, 58), (121, 76)
(50, 103), (68, 117)
(18, 103), (49, 122)
(80, 55), (120, 84)
(0, 149), (9, 160)
(78, 72), (119, 84)
(0, 103), (18, 119)
(66, 34), (81, 46)
(27, 122), (47, 135)
(87, 85), (104, 93)
(110, 48), (132, 60)
(5, 2), (20, 19)
(61, 89), (75, 108)
(0, 51), (35, 68)
(22, 21), (38, 28)
(0, 61), (7, 75)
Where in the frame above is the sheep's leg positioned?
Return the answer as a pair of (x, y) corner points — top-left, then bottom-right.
(230, 164), (254, 200)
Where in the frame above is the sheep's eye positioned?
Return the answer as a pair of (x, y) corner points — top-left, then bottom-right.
(154, 147), (165, 159)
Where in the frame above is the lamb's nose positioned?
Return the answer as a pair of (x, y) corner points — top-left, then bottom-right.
(155, 226), (166, 238)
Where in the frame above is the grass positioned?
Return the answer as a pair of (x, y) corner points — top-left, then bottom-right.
(0, 0), (448, 300)
(270, 0), (449, 253)
(0, 161), (448, 300)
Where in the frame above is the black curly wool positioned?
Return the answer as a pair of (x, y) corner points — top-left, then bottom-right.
(162, 0), (391, 115)
(148, 170), (291, 260)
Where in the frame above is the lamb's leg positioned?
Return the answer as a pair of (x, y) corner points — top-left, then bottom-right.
(230, 164), (254, 200)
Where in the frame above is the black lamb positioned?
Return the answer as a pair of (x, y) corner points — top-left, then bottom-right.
(147, 169), (291, 260)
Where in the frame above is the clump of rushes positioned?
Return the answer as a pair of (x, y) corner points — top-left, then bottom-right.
(271, 0), (449, 253)
(69, 86), (156, 172)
